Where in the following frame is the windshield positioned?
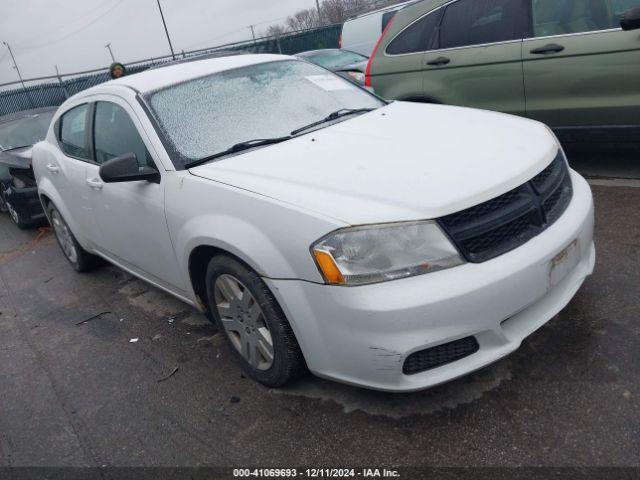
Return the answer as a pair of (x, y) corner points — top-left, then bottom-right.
(145, 60), (383, 165)
(298, 50), (368, 70)
(0, 111), (55, 151)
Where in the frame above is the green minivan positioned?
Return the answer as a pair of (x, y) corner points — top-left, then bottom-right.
(366, 0), (640, 140)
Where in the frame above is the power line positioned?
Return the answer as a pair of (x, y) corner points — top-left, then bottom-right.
(2, 41), (34, 107)
(14, 0), (126, 51)
(181, 14), (290, 51)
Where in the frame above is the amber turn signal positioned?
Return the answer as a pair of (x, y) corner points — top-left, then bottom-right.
(313, 250), (345, 285)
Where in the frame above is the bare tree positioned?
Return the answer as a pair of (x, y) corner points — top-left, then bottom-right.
(264, 24), (289, 38)
(321, 0), (370, 24)
(286, 9), (320, 31)
(275, 0), (409, 35)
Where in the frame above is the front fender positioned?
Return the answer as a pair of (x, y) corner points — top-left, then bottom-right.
(176, 214), (295, 279)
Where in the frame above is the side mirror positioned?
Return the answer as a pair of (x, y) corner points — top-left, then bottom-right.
(99, 153), (160, 184)
(621, 7), (640, 31)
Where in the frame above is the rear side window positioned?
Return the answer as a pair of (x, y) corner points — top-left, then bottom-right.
(93, 102), (152, 167)
(386, 11), (442, 54)
(440, 0), (524, 49)
(59, 104), (90, 159)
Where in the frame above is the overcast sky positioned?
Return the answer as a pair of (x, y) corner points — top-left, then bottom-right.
(0, 0), (319, 85)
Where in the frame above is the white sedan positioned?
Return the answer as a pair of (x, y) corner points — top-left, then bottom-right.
(32, 54), (595, 392)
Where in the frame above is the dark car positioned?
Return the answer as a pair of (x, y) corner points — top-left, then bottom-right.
(0, 107), (56, 229)
(296, 49), (369, 86)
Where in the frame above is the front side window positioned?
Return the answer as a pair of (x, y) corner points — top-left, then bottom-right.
(386, 11), (442, 55)
(440, 0), (524, 49)
(59, 104), (90, 159)
(146, 60), (383, 165)
(93, 102), (152, 167)
(531, 0), (640, 37)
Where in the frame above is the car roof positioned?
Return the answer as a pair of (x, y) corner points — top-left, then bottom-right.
(95, 54), (289, 95)
(296, 49), (342, 56)
(0, 107), (57, 126)
(148, 50), (249, 70)
(345, 0), (417, 22)
(297, 49), (366, 57)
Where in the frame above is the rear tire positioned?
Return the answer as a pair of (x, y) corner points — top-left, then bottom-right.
(205, 255), (307, 387)
(47, 203), (101, 272)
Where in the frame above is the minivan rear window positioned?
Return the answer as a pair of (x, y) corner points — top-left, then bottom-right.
(386, 11), (442, 55)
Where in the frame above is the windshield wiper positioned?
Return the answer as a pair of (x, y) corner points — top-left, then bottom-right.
(290, 108), (375, 136)
(186, 136), (292, 168)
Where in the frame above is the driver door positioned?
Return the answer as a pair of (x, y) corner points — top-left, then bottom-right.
(85, 98), (185, 291)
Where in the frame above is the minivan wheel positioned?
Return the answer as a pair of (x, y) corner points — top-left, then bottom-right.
(205, 255), (307, 387)
(48, 204), (100, 272)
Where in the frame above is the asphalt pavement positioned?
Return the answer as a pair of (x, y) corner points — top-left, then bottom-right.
(0, 149), (638, 470)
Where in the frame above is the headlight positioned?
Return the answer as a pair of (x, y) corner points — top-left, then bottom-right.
(12, 176), (27, 189)
(311, 221), (464, 286)
(9, 168), (35, 189)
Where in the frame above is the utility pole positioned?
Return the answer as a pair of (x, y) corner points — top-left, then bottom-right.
(156, 0), (176, 60)
(105, 43), (115, 62)
(55, 65), (69, 99)
(2, 41), (34, 107)
(315, 0), (323, 25)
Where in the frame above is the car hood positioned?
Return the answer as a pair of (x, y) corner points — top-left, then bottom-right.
(0, 146), (33, 169)
(189, 102), (559, 225)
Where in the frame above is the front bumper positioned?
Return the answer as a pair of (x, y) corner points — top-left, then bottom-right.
(266, 171), (595, 392)
(4, 185), (45, 223)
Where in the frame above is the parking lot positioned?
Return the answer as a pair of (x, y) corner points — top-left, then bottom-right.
(0, 146), (638, 469)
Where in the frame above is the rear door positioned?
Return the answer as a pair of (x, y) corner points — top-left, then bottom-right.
(422, 0), (527, 115)
(86, 98), (184, 290)
(376, 9), (443, 100)
(522, 0), (640, 127)
(53, 103), (102, 246)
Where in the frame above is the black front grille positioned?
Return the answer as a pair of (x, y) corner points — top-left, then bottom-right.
(439, 152), (573, 263)
(403, 337), (480, 375)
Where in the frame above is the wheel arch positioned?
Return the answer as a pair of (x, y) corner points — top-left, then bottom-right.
(187, 244), (259, 317)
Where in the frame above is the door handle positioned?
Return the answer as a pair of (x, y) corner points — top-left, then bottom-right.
(530, 43), (565, 55)
(46, 164), (59, 174)
(426, 56), (451, 66)
(86, 178), (104, 190)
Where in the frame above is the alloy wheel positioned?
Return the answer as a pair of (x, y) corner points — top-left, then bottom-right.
(5, 200), (20, 225)
(214, 274), (274, 371)
(51, 210), (78, 264)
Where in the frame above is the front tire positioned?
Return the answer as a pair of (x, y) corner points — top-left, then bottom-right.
(1, 186), (30, 229)
(5, 199), (31, 230)
(205, 255), (306, 387)
(48, 204), (100, 272)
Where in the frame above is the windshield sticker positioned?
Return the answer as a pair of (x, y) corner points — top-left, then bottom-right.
(305, 75), (354, 91)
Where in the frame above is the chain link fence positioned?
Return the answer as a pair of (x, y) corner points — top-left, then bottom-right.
(0, 24), (342, 117)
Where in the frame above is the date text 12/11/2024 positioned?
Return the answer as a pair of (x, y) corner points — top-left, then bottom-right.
(233, 468), (401, 478)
